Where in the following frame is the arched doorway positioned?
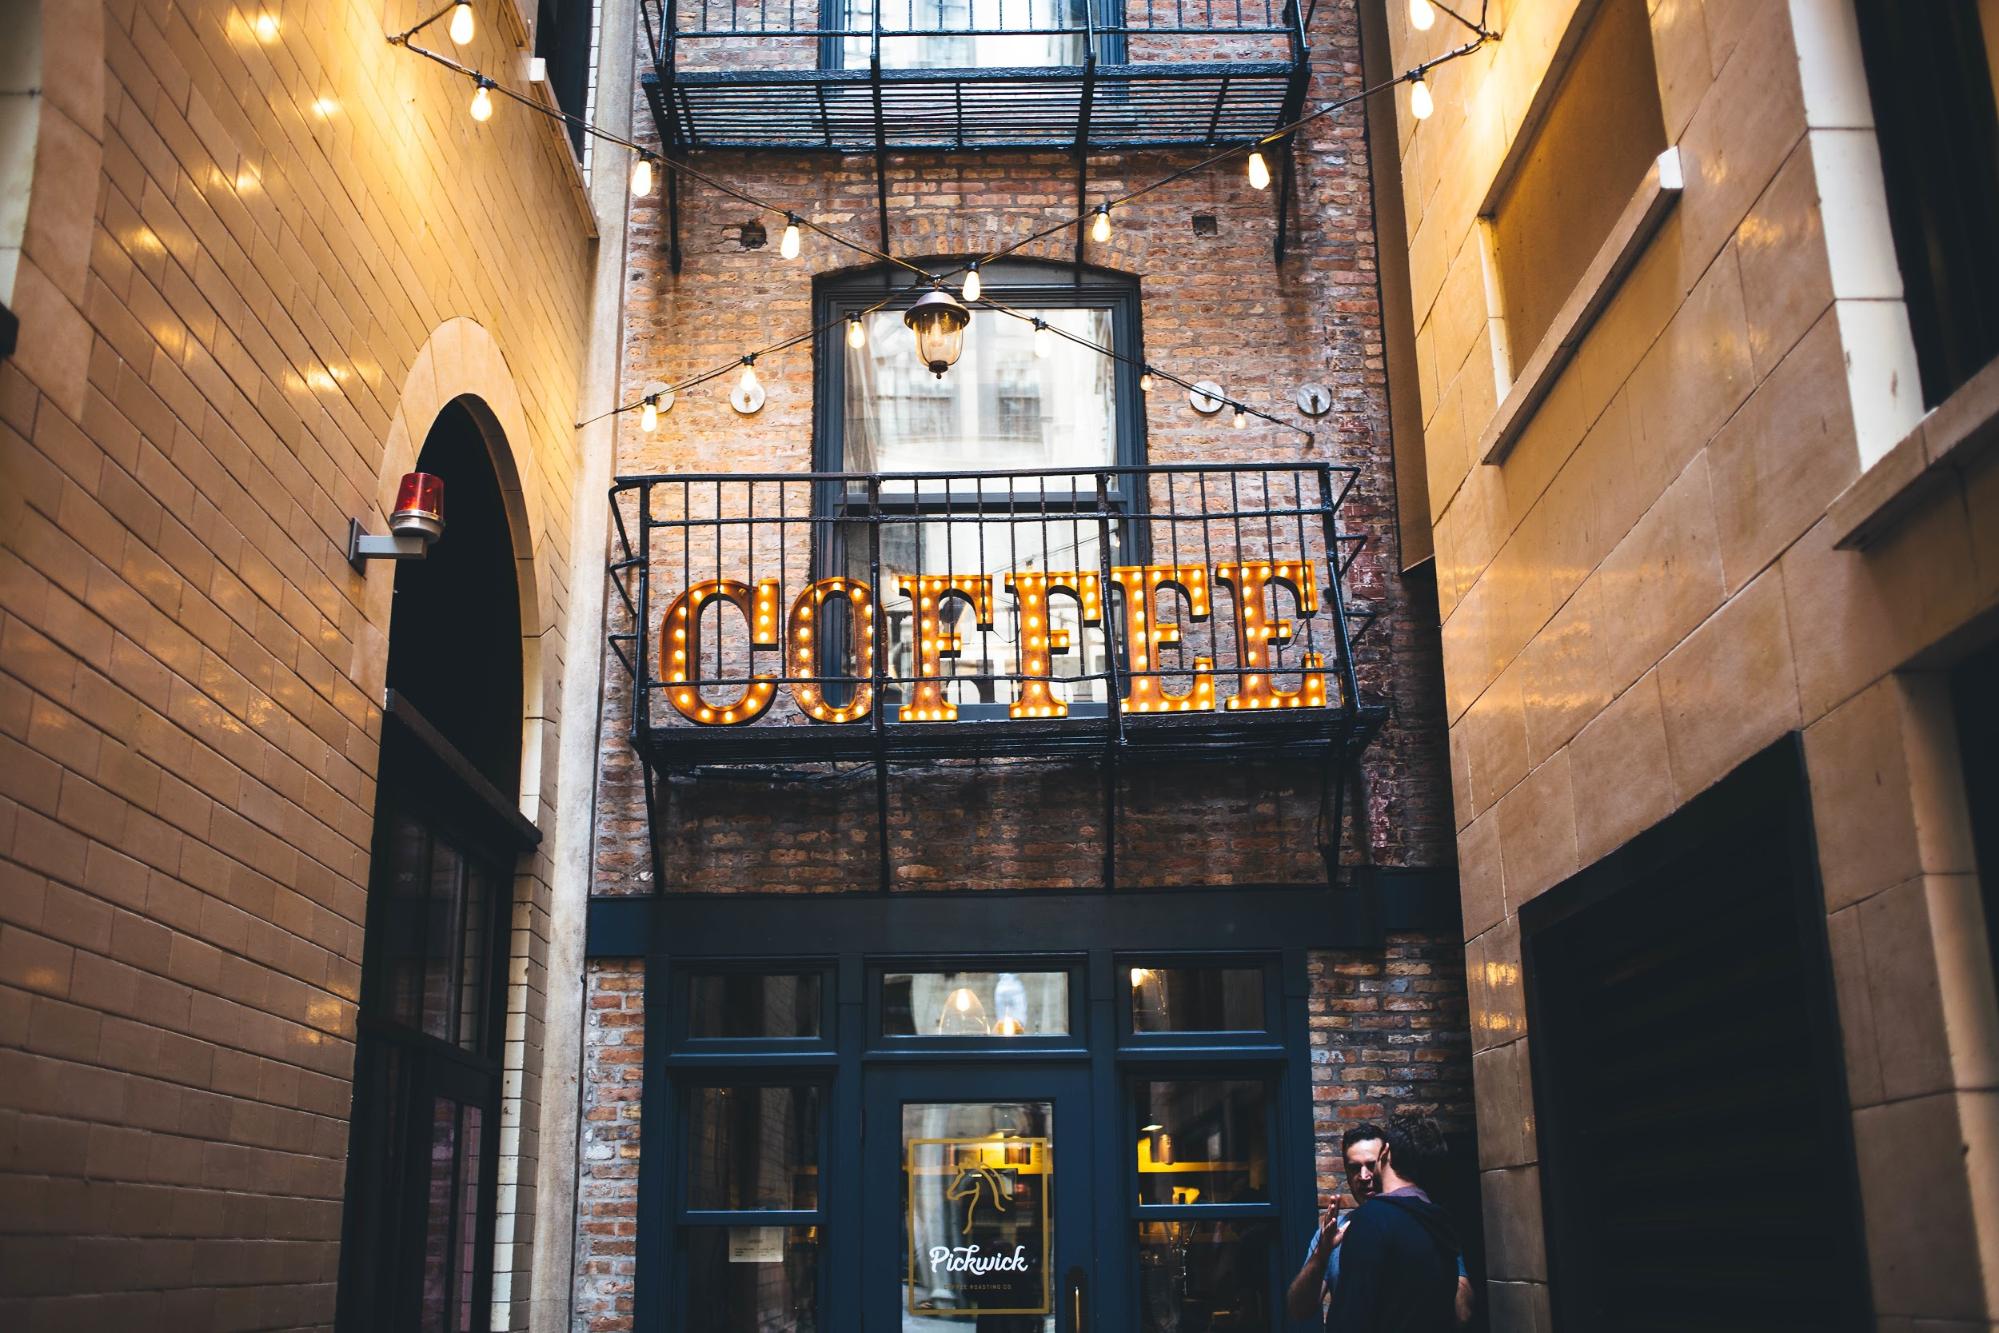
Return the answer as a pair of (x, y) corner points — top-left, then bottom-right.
(337, 399), (539, 1333)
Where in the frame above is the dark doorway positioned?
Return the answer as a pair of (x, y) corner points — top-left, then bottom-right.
(336, 401), (538, 1333)
(1520, 740), (1870, 1332)
(1950, 640), (1999, 1033)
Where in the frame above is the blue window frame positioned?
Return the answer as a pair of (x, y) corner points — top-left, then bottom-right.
(633, 893), (1330, 1332)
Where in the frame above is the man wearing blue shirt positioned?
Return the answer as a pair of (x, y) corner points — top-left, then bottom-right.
(1286, 1120), (1472, 1329)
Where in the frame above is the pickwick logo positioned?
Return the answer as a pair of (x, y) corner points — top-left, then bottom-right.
(660, 560), (1327, 725)
(927, 1243), (1032, 1274)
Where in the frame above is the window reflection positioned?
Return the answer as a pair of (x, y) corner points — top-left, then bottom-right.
(688, 1086), (822, 1210)
(1129, 967), (1265, 1033)
(1136, 1220), (1273, 1332)
(688, 973), (823, 1039)
(882, 971), (1070, 1036)
(1133, 1081), (1269, 1205)
(684, 1226), (819, 1332)
(843, 305), (1116, 481)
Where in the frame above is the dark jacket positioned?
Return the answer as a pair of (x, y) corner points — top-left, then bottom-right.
(1322, 1191), (1461, 1332)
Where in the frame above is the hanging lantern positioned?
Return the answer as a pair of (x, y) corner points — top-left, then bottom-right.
(903, 288), (972, 378)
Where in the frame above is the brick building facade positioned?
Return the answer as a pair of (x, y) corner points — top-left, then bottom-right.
(0, 0), (1481, 1329)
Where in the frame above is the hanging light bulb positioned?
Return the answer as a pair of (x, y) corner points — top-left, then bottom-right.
(904, 289), (972, 377)
(1091, 204), (1112, 243)
(1408, 0), (1435, 31)
(846, 315), (866, 349)
(962, 263), (982, 303)
(1232, 407), (1248, 429)
(449, 2), (476, 45)
(640, 395), (659, 433)
(1139, 369), (1155, 392)
(469, 78), (495, 123)
(1032, 319), (1052, 359)
(1247, 150), (1271, 190)
(739, 358), (761, 396)
(1410, 75), (1435, 120)
(631, 153), (653, 198)
(780, 214), (802, 260)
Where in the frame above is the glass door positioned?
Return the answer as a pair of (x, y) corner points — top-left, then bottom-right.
(864, 1066), (1097, 1332)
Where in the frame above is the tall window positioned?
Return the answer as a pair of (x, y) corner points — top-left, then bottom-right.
(1853, 0), (1999, 407)
(816, 261), (1145, 717)
(536, 0), (595, 155)
(1485, 0), (1666, 370)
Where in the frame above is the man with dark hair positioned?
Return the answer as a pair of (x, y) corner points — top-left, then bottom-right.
(1286, 1115), (1471, 1330)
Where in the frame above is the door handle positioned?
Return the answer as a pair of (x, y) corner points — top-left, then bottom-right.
(1064, 1265), (1087, 1333)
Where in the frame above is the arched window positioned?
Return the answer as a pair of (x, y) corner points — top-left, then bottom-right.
(337, 401), (536, 1333)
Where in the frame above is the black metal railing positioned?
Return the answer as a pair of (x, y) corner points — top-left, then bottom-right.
(637, 0), (1308, 150)
(606, 462), (1374, 770)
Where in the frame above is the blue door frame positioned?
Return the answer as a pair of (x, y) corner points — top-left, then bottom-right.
(626, 889), (1356, 1332)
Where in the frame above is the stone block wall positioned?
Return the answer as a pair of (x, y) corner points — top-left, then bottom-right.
(0, 1), (597, 1327)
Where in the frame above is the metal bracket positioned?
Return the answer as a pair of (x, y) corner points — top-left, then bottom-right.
(347, 519), (428, 570)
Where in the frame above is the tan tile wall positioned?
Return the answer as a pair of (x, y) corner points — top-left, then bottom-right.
(1385, 0), (1999, 1324)
(0, 1), (595, 1328)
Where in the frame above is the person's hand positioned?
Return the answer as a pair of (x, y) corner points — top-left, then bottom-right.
(1316, 1202), (1342, 1247)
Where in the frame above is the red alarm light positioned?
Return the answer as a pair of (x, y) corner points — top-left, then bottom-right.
(390, 472), (445, 542)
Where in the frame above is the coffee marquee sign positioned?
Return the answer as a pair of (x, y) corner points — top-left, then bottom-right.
(661, 560), (1329, 725)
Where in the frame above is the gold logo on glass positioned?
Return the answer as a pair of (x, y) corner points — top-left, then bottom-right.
(944, 1166), (1013, 1233)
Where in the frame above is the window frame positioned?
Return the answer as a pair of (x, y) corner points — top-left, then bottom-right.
(816, 0), (1129, 71)
(811, 260), (1151, 720)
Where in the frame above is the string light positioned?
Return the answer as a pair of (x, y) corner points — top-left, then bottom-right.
(640, 395), (660, 432)
(1410, 76), (1434, 120)
(253, 11), (280, 41)
(846, 315), (866, 349)
(1409, 0), (1435, 31)
(738, 357), (760, 396)
(414, 1), (1494, 437)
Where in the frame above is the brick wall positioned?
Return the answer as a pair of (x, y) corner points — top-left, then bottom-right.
(0, 1), (595, 1327)
(593, 0), (1455, 897)
(575, 961), (644, 1333)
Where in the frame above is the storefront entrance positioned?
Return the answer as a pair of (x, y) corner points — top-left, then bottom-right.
(865, 1065), (1094, 1330)
(594, 887), (1373, 1332)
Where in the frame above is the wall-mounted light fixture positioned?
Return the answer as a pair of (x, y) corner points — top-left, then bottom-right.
(349, 472), (446, 569)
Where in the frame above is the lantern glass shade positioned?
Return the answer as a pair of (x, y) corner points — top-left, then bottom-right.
(903, 289), (971, 377)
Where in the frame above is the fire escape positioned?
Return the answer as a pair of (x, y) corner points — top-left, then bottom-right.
(636, 0), (1313, 266)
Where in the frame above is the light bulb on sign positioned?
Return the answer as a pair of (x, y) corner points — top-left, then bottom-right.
(1409, 0), (1435, 30)
(1410, 76), (1434, 120)
(470, 79), (494, 122)
(846, 316), (866, 349)
(780, 216), (802, 259)
(1032, 320), (1052, 359)
(1091, 205), (1111, 243)
(449, 2), (475, 44)
(631, 154), (653, 198)
(1247, 150), (1271, 190)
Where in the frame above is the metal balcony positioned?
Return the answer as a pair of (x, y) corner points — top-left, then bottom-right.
(605, 462), (1384, 890)
(637, 0), (1310, 153)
